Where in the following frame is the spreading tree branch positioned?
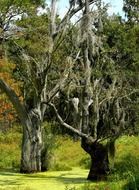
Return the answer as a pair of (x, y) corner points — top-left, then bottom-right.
(49, 102), (95, 143)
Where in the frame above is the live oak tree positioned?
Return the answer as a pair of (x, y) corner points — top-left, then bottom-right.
(48, 0), (139, 180)
(0, 0), (49, 173)
(0, 0), (92, 173)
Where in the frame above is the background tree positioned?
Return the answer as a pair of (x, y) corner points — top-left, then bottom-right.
(104, 14), (139, 133)
(123, 0), (139, 23)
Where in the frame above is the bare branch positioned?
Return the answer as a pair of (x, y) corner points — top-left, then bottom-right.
(49, 102), (95, 142)
(50, 0), (57, 37)
(99, 89), (139, 106)
(42, 73), (71, 104)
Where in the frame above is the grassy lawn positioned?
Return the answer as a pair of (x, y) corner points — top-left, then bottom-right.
(0, 167), (127, 190)
(1, 130), (139, 190)
(0, 167), (88, 190)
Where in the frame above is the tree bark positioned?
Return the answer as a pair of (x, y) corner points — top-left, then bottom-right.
(20, 117), (42, 173)
(81, 139), (110, 181)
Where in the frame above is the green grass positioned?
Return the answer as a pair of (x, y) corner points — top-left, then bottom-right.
(0, 167), (130, 190)
(0, 167), (128, 190)
(0, 168), (88, 190)
(1, 129), (139, 189)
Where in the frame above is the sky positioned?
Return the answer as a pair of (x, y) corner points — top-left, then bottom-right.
(56, 0), (124, 18)
(105, 0), (124, 16)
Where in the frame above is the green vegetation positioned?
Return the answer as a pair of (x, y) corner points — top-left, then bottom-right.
(0, 130), (139, 189)
(51, 136), (89, 170)
(0, 168), (87, 190)
(0, 0), (139, 188)
(0, 129), (21, 169)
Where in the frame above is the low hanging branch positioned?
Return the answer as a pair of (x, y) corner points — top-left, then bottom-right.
(0, 79), (32, 137)
(0, 79), (26, 119)
(49, 102), (95, 143)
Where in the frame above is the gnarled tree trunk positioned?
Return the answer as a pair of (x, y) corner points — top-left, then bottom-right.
(0, 79), (43, 173)
(81, 139), (110, 181)
(20, 114), (42, 173)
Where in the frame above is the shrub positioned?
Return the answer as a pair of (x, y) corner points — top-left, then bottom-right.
(51, 162), (72, 171)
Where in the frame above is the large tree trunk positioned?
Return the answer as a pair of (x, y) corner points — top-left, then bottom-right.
(0, 79), (43, 173)
(20, 116), (42, 173)
(81, 139), (110, 181)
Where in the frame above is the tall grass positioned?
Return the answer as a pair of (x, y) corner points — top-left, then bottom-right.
(0, 127), (21, 169)
(51, 136), (89, 170)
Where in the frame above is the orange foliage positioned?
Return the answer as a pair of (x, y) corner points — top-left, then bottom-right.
(0, 58), (21, 130)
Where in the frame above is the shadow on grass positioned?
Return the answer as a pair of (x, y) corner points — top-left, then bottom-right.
(0, 170), (23, 186)
(0, 169), (88, 187)
(25, 171), (87, 184)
